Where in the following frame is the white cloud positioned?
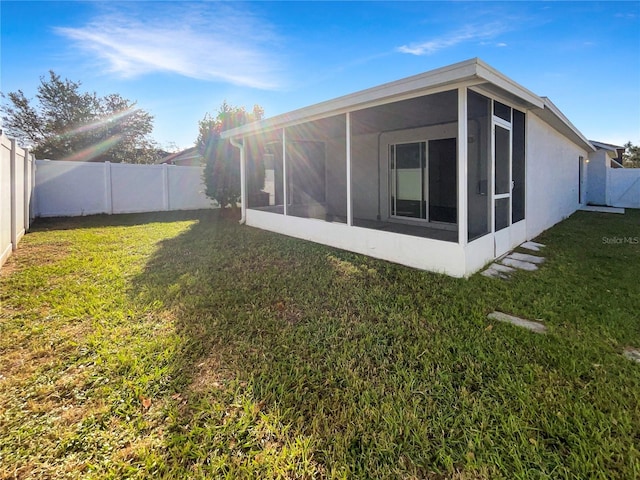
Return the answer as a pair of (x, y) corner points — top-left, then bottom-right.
(397, 23), (507, 56)
(55, 4), (284, 89)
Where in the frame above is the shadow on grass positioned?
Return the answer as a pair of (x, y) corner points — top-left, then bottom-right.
(29, 208), (222, 232)
(126, 208), (490, 476)
(126, 208), (640, 477)
(127, 209), (353, 475)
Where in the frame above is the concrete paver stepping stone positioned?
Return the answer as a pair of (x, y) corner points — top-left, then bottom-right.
(491, 263), (516, 273)
(481, 242), (546, 279)
(481, 266), (508, 279)
(623, 348), (640, 364)
(481, 269), (501, 279)
(509, 252), (545, 264)
(521, 241), (545, 251)
(487, 311), (547, 334)
(500, 257), (538, 271)
(481, 262), (517, 279)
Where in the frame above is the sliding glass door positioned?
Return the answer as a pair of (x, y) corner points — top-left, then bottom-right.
(390, 142), (425, 219)
(390, 139), (457, 223)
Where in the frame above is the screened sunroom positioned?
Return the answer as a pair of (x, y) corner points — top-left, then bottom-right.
(223, 59), (593, 277)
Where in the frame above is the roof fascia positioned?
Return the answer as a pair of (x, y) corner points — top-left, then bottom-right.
(222, 58), (484, 139)
(590, 140), (624, 153)
(474, 59), (544, 109)
(538, 97), (595, 152)
(221, 59), (593, 155)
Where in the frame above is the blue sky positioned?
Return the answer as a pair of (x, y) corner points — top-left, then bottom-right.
(2, 1), (639, 151)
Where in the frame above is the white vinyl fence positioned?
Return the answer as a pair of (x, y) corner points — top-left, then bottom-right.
(0, 134), (35, 268)
(35, 160), (214, 217)
(607, 167), (640, 208)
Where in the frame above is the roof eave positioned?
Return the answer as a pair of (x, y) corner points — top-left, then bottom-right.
(222, 58), (487, 139)
(221, 59), (590, 155)
(538, 97), (596, 152)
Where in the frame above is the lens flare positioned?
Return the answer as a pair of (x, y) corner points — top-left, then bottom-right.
(61, 134), (123, 162)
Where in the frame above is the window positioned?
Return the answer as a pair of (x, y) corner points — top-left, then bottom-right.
(494, 125), (511, 195)
(494, 101), (512, 122)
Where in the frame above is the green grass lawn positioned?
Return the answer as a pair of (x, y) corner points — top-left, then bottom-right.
(1, 209), (639, 479)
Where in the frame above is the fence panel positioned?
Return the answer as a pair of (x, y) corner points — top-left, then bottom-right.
(608, 168), (640, 208)
(34, 161), (213, 217)
(0, 137), (12, 266)
(1, 134), (35, 268)
(110, 163), (166, 214)
(14, 148), (26, 237)
(167, 165), (212, 210)
(35, 160), (109, 216)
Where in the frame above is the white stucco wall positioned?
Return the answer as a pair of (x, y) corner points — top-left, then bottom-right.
(587, 149), (608, 206)
(525, 113), (587, 240)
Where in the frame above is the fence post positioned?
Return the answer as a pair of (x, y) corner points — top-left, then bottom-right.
(105, 161), (113, 214)
(9, 139), (17, 251)
(162, 164), (170, 211)
(31, 158), (37, 220)
(605, 164), (611, 206)
(23, 149), (31, 232)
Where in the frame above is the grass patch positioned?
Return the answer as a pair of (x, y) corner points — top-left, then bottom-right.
(1, 209), (639, 479)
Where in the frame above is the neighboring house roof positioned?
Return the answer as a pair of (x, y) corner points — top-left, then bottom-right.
(221, 58), (595, 153)
(590, 140), (624, 151)
(590, 140), (625, 167)
(157, 147), (203, 166)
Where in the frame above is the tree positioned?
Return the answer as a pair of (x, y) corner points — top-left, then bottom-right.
(198, 101), (264, 208)
(623, 141), (640, 168)
(1, 71), (157, 163)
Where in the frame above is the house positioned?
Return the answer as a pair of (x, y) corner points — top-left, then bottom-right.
(587, 141), (624, 206)
(587, 141), (640, 208)
(221, 58), (595, 277)
(157, 147), (203, 166)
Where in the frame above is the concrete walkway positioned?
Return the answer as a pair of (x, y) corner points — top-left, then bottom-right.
(580, 205), (625, 214)
(481, 241), (546, 279)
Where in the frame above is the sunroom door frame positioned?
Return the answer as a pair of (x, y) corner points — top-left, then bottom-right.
(492, 115), (513, 257)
